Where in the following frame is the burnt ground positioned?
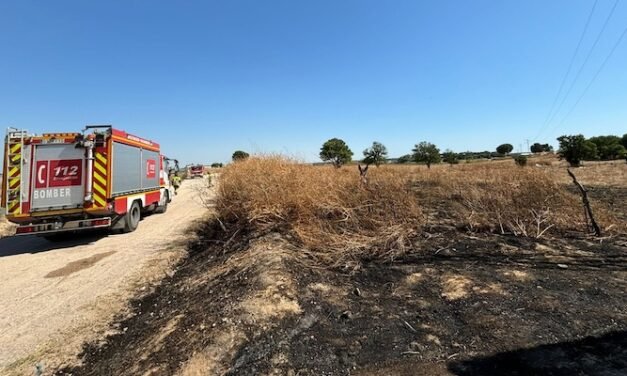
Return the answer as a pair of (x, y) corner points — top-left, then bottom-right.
(54, 221), (627, 375)
(587, 186), (627, 222)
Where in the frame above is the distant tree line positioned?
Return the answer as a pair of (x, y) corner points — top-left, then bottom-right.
(229, 133), (627, 168)
(318, 139), (534, 168)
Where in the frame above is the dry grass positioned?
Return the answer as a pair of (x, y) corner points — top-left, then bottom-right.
(408, 163), (618, 237)
(215, 156), (625, 265)
(492, 154), (627, 187)
(548, 160), (627, 187)
(216, 156), (422, 264)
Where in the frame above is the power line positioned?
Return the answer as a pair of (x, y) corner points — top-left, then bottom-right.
(534, 0), (598, 142)
(534, 0), (620, 142)
(550, 23), (627, 136)
(544, 0), (619, 124)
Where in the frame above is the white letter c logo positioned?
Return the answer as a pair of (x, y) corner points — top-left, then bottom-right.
(38, 164), (46, 185)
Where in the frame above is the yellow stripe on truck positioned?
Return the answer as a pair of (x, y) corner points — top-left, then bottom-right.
(93, 195), (107, 207)
(96, 153), (107, 164)
(8, 201), (20, 213)
(93, 171), (107, 186)
(92, 152), (108, 207)
(9, 176), (20, 189)
(93, 183), (106, 197)
(94, 162), (106, 175)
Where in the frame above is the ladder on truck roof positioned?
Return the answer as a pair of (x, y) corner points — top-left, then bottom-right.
(3, 128), (28, 216)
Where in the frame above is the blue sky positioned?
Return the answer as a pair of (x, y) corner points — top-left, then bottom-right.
(1, 0), (626, 164)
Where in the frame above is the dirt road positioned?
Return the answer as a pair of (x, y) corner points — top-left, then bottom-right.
(0, 216), (15, 238)
(0, 178), (210, 374)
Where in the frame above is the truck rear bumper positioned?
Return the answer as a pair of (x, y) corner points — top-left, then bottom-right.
(15, 217), (112, 236)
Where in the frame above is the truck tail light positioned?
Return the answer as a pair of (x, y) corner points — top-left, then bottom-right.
(16, 226), (35, 234)
(91, 219), (110, 227)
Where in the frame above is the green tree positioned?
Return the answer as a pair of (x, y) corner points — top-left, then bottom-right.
(557, 135), (598, 167)
(496, 143), (514, 155)
(232, 150), (250, 161)
(320, 138), (353, 167)
(397, 154), (412, 164)
(530, 143), (542, 153)
(530, 143), (553, 153)
(362, 141), (388, 167)
(442, 149), (459, 165)
(588, 135), (627, 160)
(211, 162), (223, 168)
(621, 134), (627, 149)
(412, 141), (441, 168)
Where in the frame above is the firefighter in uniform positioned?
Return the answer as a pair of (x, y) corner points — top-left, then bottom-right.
(171, 173), (181, 195)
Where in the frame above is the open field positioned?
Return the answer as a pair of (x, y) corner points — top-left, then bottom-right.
(396, 156), (627, 225)
(58, 156), (627, 375)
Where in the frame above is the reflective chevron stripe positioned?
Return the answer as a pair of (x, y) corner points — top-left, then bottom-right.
(6, 139), (22, 215)
(92, 151), (108, 207)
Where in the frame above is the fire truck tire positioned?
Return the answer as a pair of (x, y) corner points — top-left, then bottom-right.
(154, 192), (169, 214)
(123, 201), (141, 233)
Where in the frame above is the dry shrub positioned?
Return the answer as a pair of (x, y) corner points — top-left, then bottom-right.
(216, 156), (423, 264)
(409, 164), (624, 236)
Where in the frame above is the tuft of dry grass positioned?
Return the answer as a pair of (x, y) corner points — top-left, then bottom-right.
(216, 156), (423, 264)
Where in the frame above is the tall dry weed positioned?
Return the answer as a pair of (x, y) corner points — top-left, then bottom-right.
(216, 156), (423, 263)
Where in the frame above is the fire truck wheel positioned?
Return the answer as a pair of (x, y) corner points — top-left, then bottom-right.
(155, 192), (169, 214)
(124, 201), (141, 233)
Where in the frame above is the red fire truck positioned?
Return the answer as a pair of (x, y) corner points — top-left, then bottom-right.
(1, 126), (175, 239)
(188, 164), (204, 178)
